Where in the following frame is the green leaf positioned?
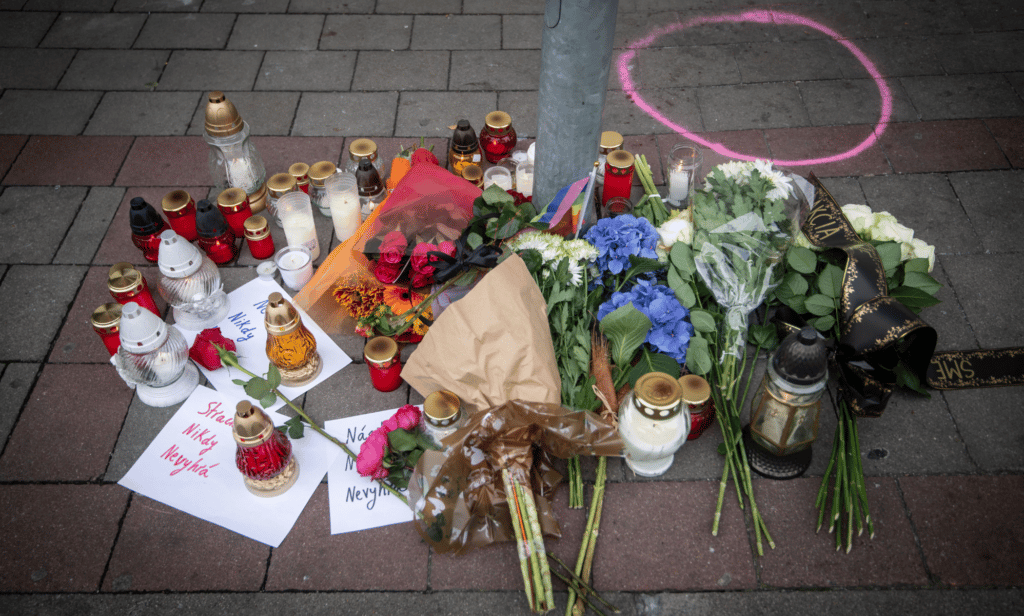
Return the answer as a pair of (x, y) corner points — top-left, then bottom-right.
(599, 302), (652, 368)
(481, 183), (514, 208)
(282, 416), (305, 439)
(689, 309), (717, 334)
(817, 264), (844, 299)
(667, 268), (697, 308)
(627, 349), (681, 385)
(781, 294), (807, 314)
(388, 429), (420, 453)
(783, 271), (809, 297)
(260, 393), (277, 409)
(243, 377), (272, 402)
(875, 242), (902, 271)
(623, 255), (665, 283)
(466, 232), (483, 250)
(406, 448), (425, 467)
(904, 257), (931, 273)
(717, 442), (728, 456)
(903, 271), (942, 296)
(518, 248), (544, 274)
(895, 361), (930, 397)
(266, 363), (281, 390)
(786, 246), (818, 274)
(232, 379), (248, 386)
(748, 323), (778, 349)
(685, 334), (713, 376)
(669, 242), (696, 277)
(891, 286), (942, 310)
(810, 315), (836, 332)
(804, 294), (835, 317)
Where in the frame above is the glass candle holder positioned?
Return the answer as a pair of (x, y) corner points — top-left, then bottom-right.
(275, 245), (314, 291)
(233, 400), (300, 497)
(449, 120), (482, 176)
(479, 111), (517, 163)
(345, 138), (383, 177)
(108, 262), (161, 316)
(421, 390), (463, 447)
(597, 130), (624, 188)
(161, 189), (198, 242)
(364, 336), (402, 392)
(129, 197), (169, 263)
(602, 150), (635, 206)
(483, 165), (513, 191)
(243, 215), (276, 260)
(265, 292), (322, 387)
(308, 161), (337, 217)
(515, 161), (534, 198)
(679, 374), (714, 440)
(277, 191), (320, 260)
(204, 91), (266, 196)
(156, 230), (231, 331)
(289, 162), (310, 195)
(666, 142), (703, 210)
(91, 303), (123, 357)
(195, 199), (238, 265)
(601, 196), (633, 218)
(115, 301), (200, 407)
(326, 172), (362, 243)
(216, 187), (253, 238)
(355, 158), (385, 217)
(266, 172), (297, 228)
(462, 163), (484, 188)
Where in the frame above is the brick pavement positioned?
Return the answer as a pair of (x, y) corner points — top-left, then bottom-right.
(0, 0), (1022, 614)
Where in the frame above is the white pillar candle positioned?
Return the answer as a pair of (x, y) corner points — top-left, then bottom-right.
(516, 163), (534, 197)
(483, 166), (513, 191)
(668, 168), (690, 202)
(329, 192), (362, 242)
(282, 218), (319, 260)
(275, 247), (314, 290)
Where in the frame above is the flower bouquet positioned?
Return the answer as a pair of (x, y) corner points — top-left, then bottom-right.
(356, 404), (438, 490)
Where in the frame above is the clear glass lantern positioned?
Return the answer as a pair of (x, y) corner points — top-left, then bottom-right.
(115, 302), (199, 407)
(203, 91), (266, 196)
(747, 326), (828, 479)
(156, 230), (231, 331)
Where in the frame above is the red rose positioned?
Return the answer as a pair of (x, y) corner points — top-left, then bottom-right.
(373, 261), (402, 284)
(393, 404), (422, 430)
(188, 327), (236, 370)
(410, 242), (436, 273)
(379, 231), (407, 265)
(437, 240), (456, 257)
(356, 428), (390, 480)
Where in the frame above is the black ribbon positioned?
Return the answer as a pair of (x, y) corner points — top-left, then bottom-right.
(427, 226), (502, 284)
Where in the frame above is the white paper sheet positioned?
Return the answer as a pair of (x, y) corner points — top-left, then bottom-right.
(324, 408), (418, 534)
(175, 278), (352, 412)
(118, 385), (341, 547)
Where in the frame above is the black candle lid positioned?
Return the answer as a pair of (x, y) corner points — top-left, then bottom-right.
(129, 197), (166, 235)
(451, 119), (479, 151)
(195, 199), (230, 238)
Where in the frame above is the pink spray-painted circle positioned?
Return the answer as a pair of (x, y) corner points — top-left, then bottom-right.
(617, 10), (893, 167)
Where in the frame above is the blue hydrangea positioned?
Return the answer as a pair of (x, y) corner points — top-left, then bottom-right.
(597, 279), (694, 363)
(583, 214), (660, 275)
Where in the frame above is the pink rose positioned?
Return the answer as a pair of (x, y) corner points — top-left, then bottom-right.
(437, 240), (456, 258)
(410, 242), (436, 274)
(373, 261), (402, 284)
(394, 404), (422, 430)
(356, 428), (390, 480)
(379, 231), (408, 265)
(382, 415), (400, 432)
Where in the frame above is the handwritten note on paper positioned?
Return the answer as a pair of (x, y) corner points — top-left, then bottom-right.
(118, 385), (342, 547)
(174, 278), (352, 412)
(324, 409), (419, 534)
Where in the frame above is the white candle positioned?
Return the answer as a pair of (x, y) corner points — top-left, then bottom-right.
(276, 248), (313, 290)
(282, 218), (320, 260)
(668, 168), (690, 202)
(226, 157), (261, 194)
(516, 165), (534, 197)
(483, 166), (513, 191)
(329, 192), (362, 242)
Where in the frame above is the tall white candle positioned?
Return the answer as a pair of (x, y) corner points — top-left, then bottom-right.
(516, 164), (534, 197)
(329, 192), (362, 242)
(668, 168), (690, 202)
(283, 218), (319, 260)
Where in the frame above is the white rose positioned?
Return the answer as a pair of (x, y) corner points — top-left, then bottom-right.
(870, 217), (914, 245)
(841, 204), (874, 233)
(657, 216), (694, 249)
(910, 238), (936, 272)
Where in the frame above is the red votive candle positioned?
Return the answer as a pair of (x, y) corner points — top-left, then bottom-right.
(217, 187), (254, 238)
(680, 374), (714, 440)
(161, 189), (198, 241)
(479, 111), (517, 163)
(364, 336), (403, 392)
(91, 303), (122, 356)
(108, 262), (160, 316)
(129, 197), (169, 263)
(243, 215), (276, 260)
(196, 199), (238, 264)
(602, 150), (635, 206)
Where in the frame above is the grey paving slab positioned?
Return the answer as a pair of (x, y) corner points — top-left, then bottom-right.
(789, 0), (968, 40)
(0, 49), (75, 90)
(114, 0), (201, 11)
(947, 170), (1024, 254)
(941, 253), (1024, 349)
(255, 51), (356, 91)
(186, 91), (298, 136)
(0, 186), (86, 263)
(817, 176), (866, 207)
(292, 92), (398, 137)
(320, 15), (412, 51)
(832, 36), (944, 80)
(613, 11), (779, 50)
(25, 0), (113, 8)
(602, 87), (700, 136)
(289, 0), (375, 13)
(394, 91), (495, 138)
(411, 15), (502, 50)
(942, 385), (1024, 472)
(53, 187), (124, 264)
(133, 13), (235, 49)
(465, 0), (544, 12)
(924, 257), (979, 353)
(0, 90), (102, 135)
(201, 0), (288, 12)
(1009, 72), (1024, 101)
(0, 11), (56, 48)
(959, 0), (1024, 32)
(352, 51), (450, 91)
(40, 12), (146, 49)
(228, 14), (324, 51)
(449, 50), (540, 91)
(935, 32), (1024, 75)
(626, 45), (741, 89)
(301, 362), (411, 426)
(104, 393), (181, 481)
(377, 0), (460, 14)
(501, 14), (543, 50)
(0, 265), (86, 362)
(698, 83), (810, 132)
(733, 40), (845, 83)
(496, 90), (537, 138)
(58, 50), (168, 91)
(86, 91), (201, 136)
(901, 74), (1024, 121)
(158, 50), (263, 91)
(858, 173), (982, 256)
(800, 79), (919, 126)
(0, 363), (39, 450)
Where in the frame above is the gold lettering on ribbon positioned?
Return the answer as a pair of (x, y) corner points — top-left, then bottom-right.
(931, 356), (976, 384)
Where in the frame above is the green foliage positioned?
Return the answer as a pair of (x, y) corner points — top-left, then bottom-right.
(276, 415), (306, 439)
(468, 184), (544, 245)
(599, 302), (652, 370)
(626, 348), (681, 386)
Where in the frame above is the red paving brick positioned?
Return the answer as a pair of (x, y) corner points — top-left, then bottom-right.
(625, 134), (663, 186)
(0, 135), (28, 182)
(0, 485), (128, 592)
(879, 119), (1010, 174)
(265, 484), (428, 591)
(92, 186), (210, 266)
(3, 136), (132, 186)
(683, 129), (772, 176)
(900, 474), (1024, 587)
(592, 481), (757, 591)
(252, 136), (345, 179)
(104, 495), (270, 591)
(755, 477), (928, 588)
(985, 117), (1024, 168)
(0, 364), (134, 482)
(116, 136), (209, 187)
(766, 124), (892, 177)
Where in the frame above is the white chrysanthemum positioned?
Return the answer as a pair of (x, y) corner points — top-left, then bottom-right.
(566, 260), (585, 286)
(713, 160), (756, 185)
(909, 237), (936, 272)
(509, 230), (561, 263)
(752, 159), (794, 201)
(657, 213), (694, 249)
(841, 204), (874, 233)
(561, 238), (598, 263)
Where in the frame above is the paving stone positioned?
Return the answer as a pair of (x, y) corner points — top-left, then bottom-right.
(858, 173), (981, 256)
(900, 475), (1024, 586)
(879, 120), (1009, 174)
(320, 15), (413, 50)
(613, 10), (779, 50)
(800, 79), (918, 126)
(0, 363), (131, 480)
(411, 15), (502, 50)
(104, 391), (181, 481)
(683, 129), (771, 173)
(185, 91), (299, 136)
(0, 135), (27, 181)
(378, 0), (460, 14)
(353, 51), (450, 91)
(496, 91), (537, 138)
(623, 133), (663, 185)
(228, 14), (324, 51)
(901, 74), (1024, 121)
(92, 186), (208, 265)
(766, 125), (892, 178)
(58, 50), (169, 91)
(602, 87), (698, 136)
(301, 362), (410, 425)
(200, 0), (288, 12)
(593, 481), (756, 591)
(256, 51), (357, 91)
(502, 14), (543, 50)
(40, 12), (146, 49)
(0, 265), (86, 361)
(265, 485), (427, 590)
(733, 40), (845, 83)
(134, 13), (236, 49)
(626, 45), (740, 89)
(395, 92), (496, 138)
(831, 36), (945, 79)
(115, 138), (207, 187)
(985, 118), (1024, 168)
(86, 92), (201, 136)
(27, 0), (113, 8)
(941, 252), (1024, 348)
(293, 92), (399, 137)
(935, 32), (1024, 75)
(699, 83), (810, 132)
(0, 362), (39, 448)
(251, 134), (346, 185)
(921, 257), (978, 353)
(815, 175), (866, 207)
(450, 50), (540, 91)
(941, 385), (1024, 472)
(0, 485), (128, 592)
(958, 0), (1024, 32)
(946, 170), (1024, 254)
(4, 135), (131, 187)
(0, 11), (56, 47)
(465, 0), (544, 12)
(798, 0), (968, 39)
(114, 0), (201, 10)
(158, 50), (263, 91)
(0, 49), (75, 90)
(289, 0), (375, 13)
(755, 477), (928, 587)
(0, 186), (85, 263)
(104, 495), (270, 591)
(0, 91), (103, 136)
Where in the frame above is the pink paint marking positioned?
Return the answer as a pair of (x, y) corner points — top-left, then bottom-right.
(617, 10), (893, 166)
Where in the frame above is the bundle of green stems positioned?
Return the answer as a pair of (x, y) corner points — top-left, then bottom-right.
(817, 398), (874, 552)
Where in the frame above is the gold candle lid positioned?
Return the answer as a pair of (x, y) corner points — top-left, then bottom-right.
(484, 111), (512, 130)
(308, 161), (337, 187)
(461, 163), (483, 184)
(247, 181), (268, 214)
(289, 162), (310, 183)
(161, 189), (194, 213)
(267, 173), (296, 197)
(243, 215), (269, 240)
(634, 372), (683, 419)
(91, 303), (122, 332)
(679, 374), (711, 405)
(606, 150), (635, 169)
(600, 130), (624, 151)
(348, 138), (378, 162)
(364, 336), (398, 365)
(233, 401), (274, 446)
(424, 390), (461, 425)
(264, 292), (301, 335)
(108, 262), (143, 293)
(217, 187), (249, 213)
(204, 91), (244, 138)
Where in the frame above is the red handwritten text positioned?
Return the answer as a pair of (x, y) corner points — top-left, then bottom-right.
(197, 401), (233, 427)
(182, 422), (219, 456)
(160, 444), (219, 478)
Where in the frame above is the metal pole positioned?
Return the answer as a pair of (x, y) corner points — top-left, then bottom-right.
(534, 0), (620, 210)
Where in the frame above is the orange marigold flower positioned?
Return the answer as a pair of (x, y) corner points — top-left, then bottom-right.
(333, 279), (384, 319)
